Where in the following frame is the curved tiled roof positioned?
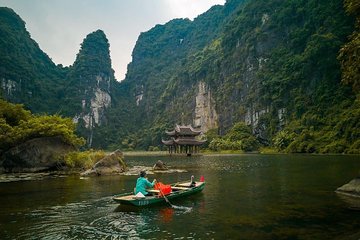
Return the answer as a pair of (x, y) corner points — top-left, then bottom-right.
(161, 139), (174, 145)
(173, 138), (206, 146)
(165, 124), (202, 136)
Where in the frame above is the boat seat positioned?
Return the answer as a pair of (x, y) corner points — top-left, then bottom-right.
(171, 186), (189, 190)
(147, 189), (160, 193)
(114, 195), (135, 201)
(177, 182), (197, 187)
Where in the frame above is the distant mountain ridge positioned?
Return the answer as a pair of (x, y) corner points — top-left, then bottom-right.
(0, 0), (359, 153)
(0, 7), (65, 113)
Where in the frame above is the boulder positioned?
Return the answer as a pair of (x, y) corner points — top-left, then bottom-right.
(336, 177), (360, 197)
(81, 150), (126, 176)
(0, 136), (75, 173)
(153, 160), (168, 171)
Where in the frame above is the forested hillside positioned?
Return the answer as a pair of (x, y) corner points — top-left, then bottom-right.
(0, 9), (135, 148)
(0, 0), (359, 153)
(120, 0), (359, 153)
(0, 7), (65, 113)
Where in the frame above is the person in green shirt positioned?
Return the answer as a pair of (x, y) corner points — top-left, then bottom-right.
(135, 170), (157, 196)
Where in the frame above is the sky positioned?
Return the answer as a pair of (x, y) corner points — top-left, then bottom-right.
(0, 0), (225, 80)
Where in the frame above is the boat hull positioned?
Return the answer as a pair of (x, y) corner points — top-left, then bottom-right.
(113, 181), (205, 206)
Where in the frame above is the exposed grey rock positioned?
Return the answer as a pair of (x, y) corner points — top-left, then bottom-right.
(0, 136), (75, 173)
(194, 81), (218, 132)
(81, 150), (126, 176)
(153, 160), (168, 171)
(336, 177), (360, 198)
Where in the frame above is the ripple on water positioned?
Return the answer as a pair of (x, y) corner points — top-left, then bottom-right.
(16, 196), (160, 239)
(0, 173), (68, 183)
(121, 165), (187, 176)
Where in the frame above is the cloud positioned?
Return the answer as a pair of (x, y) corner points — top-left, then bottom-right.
(0, 0), (225, 80)
(163, 0), (225, 20)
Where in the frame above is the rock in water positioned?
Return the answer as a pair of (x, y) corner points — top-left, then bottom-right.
(0, 136), (75, 173)
(336, 177), (360, 197)
(153, 160), (168, 171)
(81, 150), (126, 176)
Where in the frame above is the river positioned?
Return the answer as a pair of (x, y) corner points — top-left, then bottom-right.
(0, 154), (359, 239)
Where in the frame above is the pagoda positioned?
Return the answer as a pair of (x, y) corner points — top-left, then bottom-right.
(162, 124), (206, 155)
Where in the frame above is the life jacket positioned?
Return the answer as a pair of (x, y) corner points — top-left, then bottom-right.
(154, 182), (172, 196)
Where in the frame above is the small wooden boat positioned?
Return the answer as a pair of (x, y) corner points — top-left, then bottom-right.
(113, 181), (205, 206)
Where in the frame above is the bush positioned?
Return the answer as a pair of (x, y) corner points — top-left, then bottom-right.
(148, 146), (160, 151)
(208, 122), (260, 152)
(203, 128), (219, 148)
(225, 122), (253, 141)
(346, 140), (360, 154)
(64, 150), (106, 169)
(273, 130), (296, 150)
(0, 100), (85, 152)
(321, 140), (347, 153)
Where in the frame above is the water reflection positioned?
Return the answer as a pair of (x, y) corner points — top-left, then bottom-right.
(1, 154), (360, 239)
(159, 208), (174, 223)
(336, 193), (360, 211)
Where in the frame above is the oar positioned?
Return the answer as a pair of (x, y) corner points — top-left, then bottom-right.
(158, 188), (174, 208)
(158, 186), (192, 211)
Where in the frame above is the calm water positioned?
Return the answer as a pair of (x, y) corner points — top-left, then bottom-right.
(0, 154), (360, 239)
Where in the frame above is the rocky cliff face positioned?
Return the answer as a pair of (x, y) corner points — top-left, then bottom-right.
(60, 30), (116, 147)
(194, 81), (218, 132)
(74, 88), (111, 128)
(117, 0), (246, 148)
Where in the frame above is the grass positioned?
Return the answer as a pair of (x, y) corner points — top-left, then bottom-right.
(123, 151), (168, 156)
(64, 150), (106, 169)
(259, 147), (280, 154)
(123, 149), (250, 156)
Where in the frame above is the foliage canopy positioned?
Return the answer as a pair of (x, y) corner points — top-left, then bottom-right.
(0, 100), (85, 153)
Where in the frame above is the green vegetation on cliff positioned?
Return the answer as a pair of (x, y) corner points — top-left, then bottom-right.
(63, 29), (116, 116)
(272, 99), (360, 154)
(122, 0), (359, 154)
(0, 7), (66, 114)
(0, 1), (359, 154)
(338, 0), (360, 93)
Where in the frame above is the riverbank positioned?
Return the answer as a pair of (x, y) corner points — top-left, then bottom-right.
(122, 150), (247, 156)
(122, 149), (360, 156)
(123, 151), (168, 156)
(122, 148), (277, 156)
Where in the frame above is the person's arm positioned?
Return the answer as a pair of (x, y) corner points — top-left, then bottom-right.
(145, 178), (156, 187)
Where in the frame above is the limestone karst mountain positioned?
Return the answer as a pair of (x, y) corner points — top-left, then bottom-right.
(0, 0), (359, 153)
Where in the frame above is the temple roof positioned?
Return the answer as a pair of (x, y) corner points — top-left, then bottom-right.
(162, 138), (205, 146)
(173, 138), (206, 146)
(161, 139), (174, 145)
(165, 124), (202, 136)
